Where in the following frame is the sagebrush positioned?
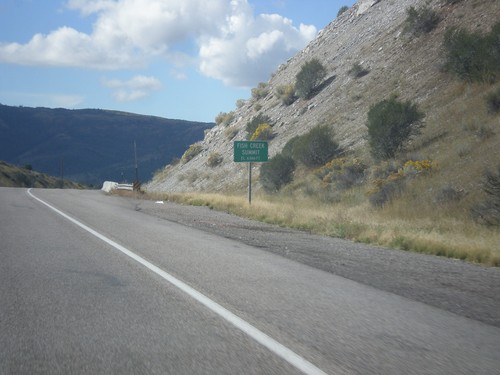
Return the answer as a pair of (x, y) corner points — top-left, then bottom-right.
(295, 59), (327, 99)
(285, 125), (340, 167)
(404, 5), (441, 36)
(443, 21), (500, 83)
(246, 114), (272, 140)
(471, 166), (500, 226)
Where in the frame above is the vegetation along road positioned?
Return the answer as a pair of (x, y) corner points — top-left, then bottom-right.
(1, 187), (499, 374)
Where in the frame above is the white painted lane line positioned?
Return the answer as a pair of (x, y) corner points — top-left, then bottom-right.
(27, 189), (331, 375)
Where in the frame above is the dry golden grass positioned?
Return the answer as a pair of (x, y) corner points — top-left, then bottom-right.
(147, 189), (499, 267)
(144, 78), (500, 267)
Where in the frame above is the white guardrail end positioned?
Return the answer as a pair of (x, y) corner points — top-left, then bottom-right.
(102, 181), (133, 192)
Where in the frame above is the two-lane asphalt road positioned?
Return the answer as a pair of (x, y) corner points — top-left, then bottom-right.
(1, 187), (499, 374)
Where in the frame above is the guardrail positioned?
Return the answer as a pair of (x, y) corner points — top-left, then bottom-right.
(102, 181), (141, 193)
(115, 183), (133, 191)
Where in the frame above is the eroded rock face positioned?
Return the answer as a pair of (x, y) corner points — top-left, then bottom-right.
(356, 0), (381, 16)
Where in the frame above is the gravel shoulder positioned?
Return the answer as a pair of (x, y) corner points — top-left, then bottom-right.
(126, 195), (500, 328)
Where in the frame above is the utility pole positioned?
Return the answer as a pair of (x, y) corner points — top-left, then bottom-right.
(248, 162), (252, 205)
(60, 157), (64, 189)
(133, 140), (140, 191)
(134, 140), (138, 183)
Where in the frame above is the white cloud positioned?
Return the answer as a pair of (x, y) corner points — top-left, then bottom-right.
(0, 0), (317, 88)
(66, 0), (115, 16)
(199, 9), (317, 87)
(102, 75), (162, 102)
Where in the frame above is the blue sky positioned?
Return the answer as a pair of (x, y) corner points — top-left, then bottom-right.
(0, 0), (354, 122)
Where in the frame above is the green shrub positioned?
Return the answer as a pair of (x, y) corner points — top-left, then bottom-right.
(404, 5), (441, 36)
(181, 144), (203, 163)
(295, 59), (327, 99)
(332, 161), (367, 189)
(215, 111), (235, 127)
(287, 125), (340, 167)
(251, 82), (269, 100)
(486, 87), (500, 114)
(366, 97), (425, 160)
(276, 84), (297, 105)
(260, 153), (296, 192)
(476, 125), (495, 141)
(207, 152), (223, 167)
(236, 99), (246, 108)
(369, 178), (405, 207)
(372, 160), (401, 179)
(349, 63), (370, 78)
(14, 171), (35, 187)
(318, 158), (367, 190)
(435, 185), (466, 204)
(337, 5), (349, 17)
(471, 166), (500, 226)
(245, 114), (272, 140)
(224, 126), (239, 140)
(443, 22), (500, 83)
(282, 135), (299, 158)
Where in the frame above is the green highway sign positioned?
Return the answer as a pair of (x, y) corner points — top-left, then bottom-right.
(234, 141), (268, 162)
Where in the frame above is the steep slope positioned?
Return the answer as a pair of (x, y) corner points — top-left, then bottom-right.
(0, 105), (213, 185)
(147, 0), (499, 194)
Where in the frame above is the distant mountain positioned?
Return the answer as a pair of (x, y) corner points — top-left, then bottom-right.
(0, 104), (213, 186)
(0, 160), (86, 189)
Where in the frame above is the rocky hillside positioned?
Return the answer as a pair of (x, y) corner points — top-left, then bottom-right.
(0, 161), (86, 189)
(147, 0), (500, 193)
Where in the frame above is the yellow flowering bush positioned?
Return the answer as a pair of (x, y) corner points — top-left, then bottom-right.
(368, 159), (435, 207)
(324, 157), (347, 170)
(317, 158), (367, 189)
(401, 159), (435, 176)
(250, 123), (273, 140)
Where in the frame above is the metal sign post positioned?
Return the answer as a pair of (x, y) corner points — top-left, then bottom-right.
(248, 162), (252, 205)
(234, 141), (268, 204)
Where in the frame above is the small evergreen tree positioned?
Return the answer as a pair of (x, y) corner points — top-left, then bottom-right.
(471, 165), (500, 226)
(295, 59), (327, 99)
(404, 5), (441, 36)
(337, 5), (349, 17)
(366, 98), (425, 160)
(443, 22), (500, 83)
(290, 125), (340, 167)
(260, 153), (296, 192)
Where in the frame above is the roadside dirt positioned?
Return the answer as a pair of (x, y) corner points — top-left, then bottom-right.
(126, 196), (500, 328)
